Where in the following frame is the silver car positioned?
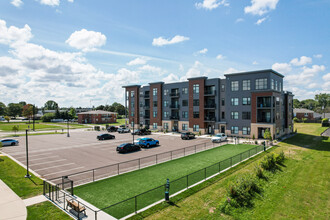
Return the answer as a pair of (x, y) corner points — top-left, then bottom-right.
(0, 139), (19, 146)
(117, 127), (130, 133)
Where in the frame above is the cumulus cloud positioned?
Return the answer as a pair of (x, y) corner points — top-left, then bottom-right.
(272, 62), (292, 74)
(301, 65), (325, 76)
(195, 0), (229, 10)
(0, 20), (33, 47)
(195, 48), (208, 55)
(285, 65), (325, 86)
(179, 61), (206, 81)
(244, 0), (279, 16)
(314, 54), (322, 59)
(322, 73), (330, 81)
(66, 29), (106, 52)
(290, 56), (312, 66)
(162, 73), (180, 83)
(127, 57), (148, 66)
(216, 54), (225, 60)
(152, 35), (189, 47)
(11, 0), (23, 7)
(255, 17), (267, 25)
(138, 65), (165, 75)
(224, 67), (239, 74)
(38, 0), (60, 6)
(235, 18), (244, 23)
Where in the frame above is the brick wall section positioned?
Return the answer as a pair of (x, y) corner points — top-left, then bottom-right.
(189, 78), (205, 129)
(251, 91), (273, 123)
(126, 86), (140, 125)
(78, 113), (117, 124)
(296, 112), (314, 120)
(150, 83), (162, 126)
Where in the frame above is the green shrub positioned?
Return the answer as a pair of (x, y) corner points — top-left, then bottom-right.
(94, 126), (100, 131)
(255, 140), (258, 145)
(261, 154), (277, 171)
(275, 151), (285, 164)
(295, 128), (298, 133)
(255, 165), (264, 179)
(41, 113), (55, 122)
(322, 118), (329, 123)
(302, 118), (307, 123)
(252, 134), (255, 140)
(293, 117), (299, 123)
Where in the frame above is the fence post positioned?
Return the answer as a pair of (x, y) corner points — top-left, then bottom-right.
(186, 175), (189, 188)
(43, 181), (45, 195)
(204, 168), (206, 179)
(219, 161), (221, 172)
(64, 193), (66, 209)
(240, 152), (242, 161)
(195, 145), (196, 153)
(95, 211), (97, 220)
(184, 148), (185, 156)
(93, 169), (95, 182)
(171, 151), (172, 160)
(156, 154), (158, 164)
(139, 158), (141, 169)
(230, 157), (232, 167)
(71, 181), (74, 196)
(135, 196), (137, 214)
(117, 163), (119, 175)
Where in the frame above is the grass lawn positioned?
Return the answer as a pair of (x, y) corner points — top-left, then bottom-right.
(0, 122), (63, 132)
(88, 118), (126, 126)
(27, 201), (71, 220)
(4, 132), (66, 138)
(75, 144), (256, 213)
(0, 156), (43, 199)
(138, 123), (330, 220)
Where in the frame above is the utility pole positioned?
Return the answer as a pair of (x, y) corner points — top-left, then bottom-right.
(67, 117), (70, 137)
(25, 129), (31, 178)
(33, 105), (35, 131)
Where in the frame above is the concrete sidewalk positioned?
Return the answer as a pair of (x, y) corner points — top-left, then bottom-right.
(0, 180), (27, 220)
(23, 195), (47, 206)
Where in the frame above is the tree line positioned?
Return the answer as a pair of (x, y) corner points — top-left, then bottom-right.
(293, 93), (330, 113)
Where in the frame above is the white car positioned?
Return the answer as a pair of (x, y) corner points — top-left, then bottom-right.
(211, 133), (227, 143)
(117, 127), (130, 133)
(0, 139), (19, 146)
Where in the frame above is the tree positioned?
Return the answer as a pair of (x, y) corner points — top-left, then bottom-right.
(6, 103), (22, 117)
(55, 109), (61, 119)
(19, 101), (27, 107)
(12, 125), (19, 136)
(4, 116), (10, 123)
(68, 107), (76, 119)
(315, 93), (329, 108)
(300, 99), (318, 110)
(44, 100), (58, 110)
(293, 99), (301, 108)
(22, 104), (34, 119)
(0, 102), (6, 115)
(41, 113), (55, 122)
(96, 105), (105, 110)
(263, 128), (272, 146)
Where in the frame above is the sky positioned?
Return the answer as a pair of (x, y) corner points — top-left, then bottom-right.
(0, 0), (329, 108)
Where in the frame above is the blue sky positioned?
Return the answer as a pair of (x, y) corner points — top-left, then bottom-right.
(0, 0), (329, 107)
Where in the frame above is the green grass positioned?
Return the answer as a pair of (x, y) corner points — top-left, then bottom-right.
(0, 156), (43, 199)
(88, 118), (126, 126)
(27, 201), (71, 220)
(3, 132), (66, 138)
(0, 123), (63, 132)
(138, 123), (330, 220)
(75, 144), (256, 211)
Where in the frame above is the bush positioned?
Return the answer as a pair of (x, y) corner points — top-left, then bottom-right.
(117, 115), (123, 119)
(94, 126), (100, 131)
(41, 113), (55, 122)
(275, 151), (285, 164)
(252, 134), (255, 140)
(295, 128), (298, 133)
(322, 118), (329, 123)
(255, 165), (264, 179)
(293, 117), (299, 123)
(302, 118), (307, 123)
(255, 140), (258, 145)
(261, 154), (277, 171)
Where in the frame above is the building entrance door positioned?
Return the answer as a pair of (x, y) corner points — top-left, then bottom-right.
(221, 126), (225, 133)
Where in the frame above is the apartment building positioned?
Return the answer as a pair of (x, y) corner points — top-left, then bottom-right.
(123, 69), (294, 139)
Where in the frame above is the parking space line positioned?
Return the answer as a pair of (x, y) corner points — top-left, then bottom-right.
(43, 166), (85, 177)
(30, 159), (66, 166)
(34, 163), (75, 172)
(29, 155), (59, 162)
(13, 152), (53, 158)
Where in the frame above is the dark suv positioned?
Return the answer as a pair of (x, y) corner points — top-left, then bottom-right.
(131, 128), (151, 135)
(107, 126), (118, 132)
(181, 132), (195, 140)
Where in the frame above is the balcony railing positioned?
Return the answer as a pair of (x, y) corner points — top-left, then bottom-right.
(170, 92), (180, 97)
(204, 103), (216, 108)
(204, 90), (216, 96)
(141, 94), (150, 98)
(170, 104), (180, 108)
(204, 116), (216, 121)
(170, 115), (180, 120)
(143, 115), (150, 119)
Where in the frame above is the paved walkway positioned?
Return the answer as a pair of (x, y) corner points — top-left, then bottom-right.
(0, 180), (27, 220)
(23, 195), (47, 206)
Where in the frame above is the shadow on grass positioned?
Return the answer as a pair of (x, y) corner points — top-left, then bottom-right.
(167, 201), (180, 208)
(281, 133), (330, 152)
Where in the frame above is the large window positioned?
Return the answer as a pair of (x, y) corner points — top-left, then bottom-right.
(153, 111), (157, 118)
(164, 111), (169, 118)
(221, 84), (225, 92)
(231, 111), (239, 119)
(231, 81), (239, 91)
(231, 126), (238, 134)
(279, 82), (282, 91)
(131, 101), (135, 108)
(164, 89), (169, 96)
(242, 80), (250, 91)
(131, 112), (134, 117)
(193, 99), (199, 106)
(164, 100), (169, 107)
(182, 124), (188, 131)
(271, 79), (274, 90)
(153, 123), (158, 129)
(153, 88), (157, 96)
(256, 78), (267, 90)
(242, 112), (251, 120)
(153, 101), (157, 107)
(193, 111), (199, 118)
(275, 81), (278, 91)
(182, 100), (188, 106)
(163, 123), (169, 130)
(182, 111), (188, 118)
(222, 98), (225, 106)
(242, 127), (250, 135)
(231, 98), (239, 106)
(182, 88), (188, 94)
(193, 84), (199, 94)
(193, 125), (199, 132)
(131, 91), (135, 97)
(221, 112), (225, 119)
(242, 97), (251, 105)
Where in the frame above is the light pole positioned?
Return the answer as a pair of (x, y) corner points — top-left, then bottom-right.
(67, 118), (70, 137)
(33, 105), (35, 131)
(132, 120), (135, 144)
(25, 129), (31, 178)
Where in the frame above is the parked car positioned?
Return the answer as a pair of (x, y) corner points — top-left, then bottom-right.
(134, 137), (144, 145)
(0, 139), (19, 146)
(117, 127), (130, 133)
(131, 128), (151, 135)
(211, 133), (227, 143)
(116, 143), (141, 153)
(137, 138), (159, 148)
(107, 126), (118, 132)
(181, 132), (195, 140)
(97, 133), (115, 140)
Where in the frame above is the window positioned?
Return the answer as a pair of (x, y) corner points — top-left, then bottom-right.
(231, 81), (239, 91)
(164, 100), (169, 107)
(304, 113), (308, 117)
(271, 79), (274, 90)
(182, 124), (188, 131)
(242, 80), (250, 91)
(193, 84), (199, 94)
(164, 111), (169, 118)
(275, 81), (278, 91)
(279, 82), (282, 91)
(221, 98), (225, 106)
(153, 101), (157, 107)
(131, 122), (134, 127)
(193, 111), (199, 118)
(242, 97), (251, 105)
(164, 89), (169, 96)
(153, 123), (158, 129)
(256, 78), (267, 90)
(182, 88), (188, 94)
(181, 100), (187, 107)
(242, 112), (251, 120)
(140, 91), (143, 96)
(276, 127), (280, 135)
(153, 88), (157, 96)
(231, 126), (238, 134)
(231, 111), (239, 119)
(221, 112), (225, 119)
(131, 101), (135, 108)
(182, 111), (188, 118)
(131, 91), (135, 97)
(242, 127), (250, 135)
(193, 99), (199, 106)
(153, 111), (157, 118)
(164, 123), (169, 130)
(221, 84), (225, 92)
(231, 98), (239, 106)
(139, 112), (143, 117)
(193, 125), (199, 132)
(131, 112), (134, 117)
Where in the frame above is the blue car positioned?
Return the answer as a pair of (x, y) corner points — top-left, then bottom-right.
(138, 138), (159, 148)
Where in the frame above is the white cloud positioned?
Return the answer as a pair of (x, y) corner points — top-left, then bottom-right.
(138, 65), (166, 76)
(195, 48), (208, 55)
(252, 61), (258, 65)
(314, 54), (322, 59)
(322, 81), (330, 90)
(179, 61), (205, 81)
(195, 0), (229, 10)
(290, 56), (312, 66)
(0, 20), (33, 47)
(216, 54), (225, 60)
(255, 17), (267, 25)
(307, 83), (318, 89)
(322, 73), (330, 81)
(68, 0), (74, 2)
(38, 0), (60, 6)
(162, 73), (179, 83)
(272, 62), (292, 73)
(244, 0), (279, 16)
(235, 18), (244, 23)
(127, 57), (147, 66)
(224, 67), (238, 74)
(301, 65), (325, 76)
(152, 35), (189, 47)
(285, 65), (325, 86)
(11, 0), (23, 7)
(66, 29), (106, 52)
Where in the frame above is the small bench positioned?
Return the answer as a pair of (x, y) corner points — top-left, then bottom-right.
(66, 199), (86, 216)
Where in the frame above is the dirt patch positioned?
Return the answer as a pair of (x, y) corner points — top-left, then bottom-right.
(209, 207), (216, 213)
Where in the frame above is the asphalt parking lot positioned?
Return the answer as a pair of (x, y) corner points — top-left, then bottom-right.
(1, 131), (212, 181)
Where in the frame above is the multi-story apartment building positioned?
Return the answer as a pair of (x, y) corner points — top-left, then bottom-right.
(123, 69), (294, 139)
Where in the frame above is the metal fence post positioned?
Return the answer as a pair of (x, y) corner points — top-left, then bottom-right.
(186, 175), (189, 188)
(64, 193), (66, 209)
(240, 153), (242, 161)
(218, 161), (221, 172)
(117, 163), (119, 175)
(135, 196), (137, 213)
(93, 169), (95, 182)
(230, 157), (232, 167)
(43, 181), (45, 195)
(204, 168), (206, 179)
(195, 145), (196, 153)
(95, 211), (97, 220)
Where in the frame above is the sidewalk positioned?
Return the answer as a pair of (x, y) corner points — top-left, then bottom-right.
(0, 180), (27, 220)
(23, 195), (47, 206)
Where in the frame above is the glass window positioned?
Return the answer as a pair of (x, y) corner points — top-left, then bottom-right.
(242, 112), (251, 120)
(164, 89), (169, 96)
(231, 98), (239, 106)
(221, 84), (225, 92)
(193, 112), (199, 118)
(242, 80), (250, 91)
(164, 111), (169, 118)
(193, 84), (199, 94)
(153, 123), (157, 129)
(231, 81), (239, 91)
(131, 112), (134, 117)
(242, 127), (251, 135)
(256, 78), (267, 90)
(182, 111), (188, 118)
(242, 97), (251, 105)
(153, 88), (157, 96)
(131, 91), (135, 97)
(153, 101), (157, 107)
(231, 126), (238, 134)
(164, 123), (169, 130)
(182, 88), (188, 94)
(182, 100), (188, 106)
(222, 98), (225, 106)
(193, 125), (199, 132)
(231, 111), (239, 119)
(275, 81), (278, 91)
(182, 124), (188, 131)
(164, 100), (169, 107)
(271, 79), (274, 90)
(193, 99), (199, 106)
(131, 101), (135, 108)
(153, 111), (157, 118)
(279, 82), (282, 91)
(221, 112), (225, 119)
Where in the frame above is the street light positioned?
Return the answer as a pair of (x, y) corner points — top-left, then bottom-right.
(67, 118), (70, 137)
(132, 120), (135, 144)
(25, 129), (31, 178)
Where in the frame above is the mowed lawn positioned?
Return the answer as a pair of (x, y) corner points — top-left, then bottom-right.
(141, 123), (330, 220)
(0, 122), (89, 132)
(75, 144), (256, 209)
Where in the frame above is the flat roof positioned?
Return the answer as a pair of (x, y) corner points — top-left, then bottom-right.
(77, 110), (117, 115)
(122, 85), (141, 88)
(224, 69), (284, 78)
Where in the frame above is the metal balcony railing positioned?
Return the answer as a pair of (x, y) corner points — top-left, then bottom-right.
(170, 104), (180, 108)
(204, 90), (216, 96)
(204, 103), (216, 108)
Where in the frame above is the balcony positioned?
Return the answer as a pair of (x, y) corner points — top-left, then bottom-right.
(143, 115), (150, 119)
(170, 104), (180, 109)
(204, 116), (216, 122)
(204, 103), (216, 109)
(204, 90), (216, 96)
(170, 92), (180, 97)
(170, 115), (180, 120)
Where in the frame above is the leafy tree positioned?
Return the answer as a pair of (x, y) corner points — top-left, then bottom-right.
(315, 93), (329, 108)
(0, 102), (6, 115)
(4, 116), (10, 123)
(300, 99), (318, 110)
(55, 109), (61, 119)
(12, 125), (19, 136)
(96, 105), (105, 110)
(263, 128), (272, 145)
(22, 104), (34, 119)
(68, 107), (76, 119)
(44, 100), (58, 110)
(293, 99), (301, 108)
(19, 101), (27, 107)
(41, 113), (55, 122)
(6, 103), (22, 117)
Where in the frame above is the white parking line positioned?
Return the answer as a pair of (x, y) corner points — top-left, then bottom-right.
(34, 163), (75, 172)
(43, 166), (85, 177)
(30, 159), (66, 166)
(29, 155), (59, 162)
(13, 152), (53, 158)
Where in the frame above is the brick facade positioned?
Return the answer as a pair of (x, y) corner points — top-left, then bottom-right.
(189, 78), (205, 130)
(150, 83), (163, 127)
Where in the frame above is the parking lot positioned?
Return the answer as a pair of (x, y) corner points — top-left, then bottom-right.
(1, 131), (212, 181)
